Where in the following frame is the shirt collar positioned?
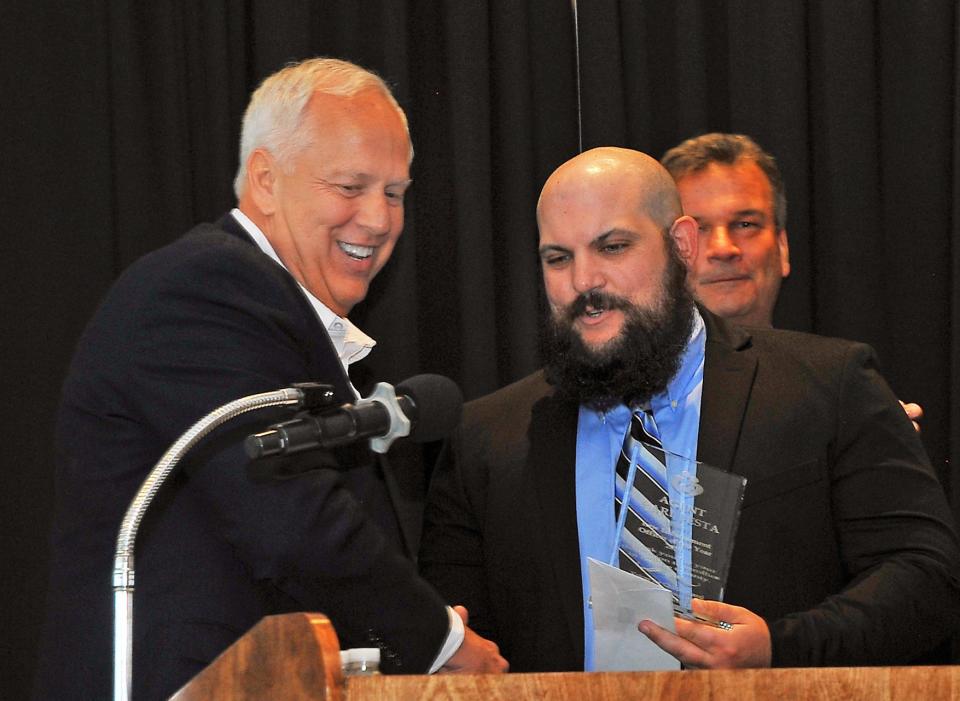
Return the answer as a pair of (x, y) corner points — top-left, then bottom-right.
(654, 306), (705, 411)
(230, 208), (376, 366)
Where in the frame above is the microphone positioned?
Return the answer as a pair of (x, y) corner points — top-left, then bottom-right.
(244, 374), (463, 457)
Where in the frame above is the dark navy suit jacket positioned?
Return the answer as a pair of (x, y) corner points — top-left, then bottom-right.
(36, 215), (448, 700)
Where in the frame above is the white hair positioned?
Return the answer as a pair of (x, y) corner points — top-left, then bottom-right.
(233, 57), (410, 199)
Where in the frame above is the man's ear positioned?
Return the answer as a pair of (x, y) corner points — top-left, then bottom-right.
(778, 228), (791, 278)
(245, 149), (278, 216)
(670, 215), (699, 265)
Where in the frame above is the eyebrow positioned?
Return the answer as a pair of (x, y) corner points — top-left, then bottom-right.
(694, 209), (766, 220)
(592, 229), (634, 244)
(328, 171), (413, 188)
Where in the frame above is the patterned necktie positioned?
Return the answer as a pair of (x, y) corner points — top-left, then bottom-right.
(613, 409), (676, 590)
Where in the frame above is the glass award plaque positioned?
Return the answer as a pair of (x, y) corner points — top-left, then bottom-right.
(613, 444), (746, 615)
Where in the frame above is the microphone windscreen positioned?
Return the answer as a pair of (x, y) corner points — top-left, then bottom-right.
(396, 374), (463, 442)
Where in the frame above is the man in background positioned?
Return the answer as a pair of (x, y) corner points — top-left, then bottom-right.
(662, 133), (788, 329)
(662, 132), (922, 428)
(420, 147), (959, 671)
(35, 57), (505, 701)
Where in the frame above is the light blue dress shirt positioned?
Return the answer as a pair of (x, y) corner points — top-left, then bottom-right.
(575, 308), (705, 669)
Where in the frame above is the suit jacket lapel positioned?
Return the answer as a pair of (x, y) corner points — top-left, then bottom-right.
(528, 389), (586, 666)
(217, 212), (355, 401)
(222, 212), (404, 553)
(217, 211), (249, 240)
(697, 310), (757, 472)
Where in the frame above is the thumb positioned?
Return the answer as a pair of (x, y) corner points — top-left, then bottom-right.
(452, 605), (469, 625)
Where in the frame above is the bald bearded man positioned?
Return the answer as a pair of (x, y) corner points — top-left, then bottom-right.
(419, 147), (959, 672)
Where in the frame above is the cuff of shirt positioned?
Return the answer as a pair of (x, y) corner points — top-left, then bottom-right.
(427, 606), (465, 673)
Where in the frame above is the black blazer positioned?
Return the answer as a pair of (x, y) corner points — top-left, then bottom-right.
(420, 309), (960, 671)
(35, 215), (448, 701)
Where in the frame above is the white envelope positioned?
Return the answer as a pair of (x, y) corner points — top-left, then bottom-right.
(587, 557), (681, 671)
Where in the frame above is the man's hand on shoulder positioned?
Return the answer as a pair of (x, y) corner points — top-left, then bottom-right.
(438, 606), (509, 674)
(638, 599), (771, 669)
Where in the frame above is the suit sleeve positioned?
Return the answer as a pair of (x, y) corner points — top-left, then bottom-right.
(124, 242), (449, 672)
(769, 343), (960, 665)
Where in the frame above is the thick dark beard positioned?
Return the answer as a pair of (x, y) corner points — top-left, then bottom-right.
(543, 247), (695, 411)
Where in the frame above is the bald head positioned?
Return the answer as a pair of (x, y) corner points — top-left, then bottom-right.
(538, 147), (684, 233)
(536, 147), (698, 351)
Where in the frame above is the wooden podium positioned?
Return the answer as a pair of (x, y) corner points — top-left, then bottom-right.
(170, 613), (960, 700)
(169, 613), (345, 701)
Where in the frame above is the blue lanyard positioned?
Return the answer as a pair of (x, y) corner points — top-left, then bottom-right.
(608, 419), (696, 615)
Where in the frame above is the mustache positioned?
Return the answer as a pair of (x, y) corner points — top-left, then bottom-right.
(561, 290), (632, 322)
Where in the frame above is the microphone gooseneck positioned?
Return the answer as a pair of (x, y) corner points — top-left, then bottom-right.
(114, 375), (462, 701)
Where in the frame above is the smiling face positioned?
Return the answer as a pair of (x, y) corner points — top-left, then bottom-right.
(676, 160), (790, 327)
(240, 89), (412, 316)
(537, 149), (697, 350)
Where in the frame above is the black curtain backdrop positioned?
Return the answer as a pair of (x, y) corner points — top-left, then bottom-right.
(3, 1), (958, 695)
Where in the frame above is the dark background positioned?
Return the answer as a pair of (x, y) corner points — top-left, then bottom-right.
(4, 1), (959, 696)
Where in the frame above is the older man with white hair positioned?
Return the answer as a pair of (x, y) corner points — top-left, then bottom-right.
(36, 57), (506, 701)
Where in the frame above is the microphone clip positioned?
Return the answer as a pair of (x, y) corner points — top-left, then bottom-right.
(290, 382), (340, 413)
(360, 382), (411, 453)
